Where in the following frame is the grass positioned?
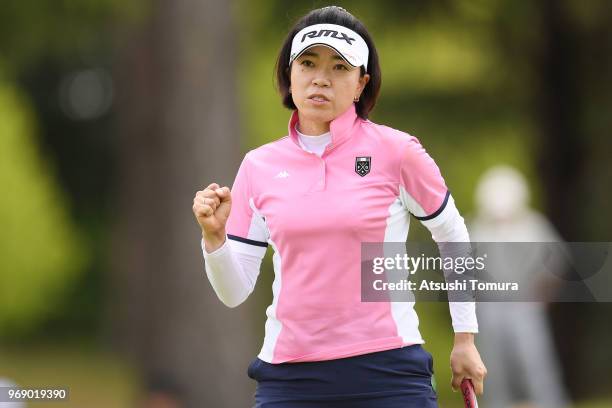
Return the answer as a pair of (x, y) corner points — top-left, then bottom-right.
(0, 342), (137, 408)
(1, 342), (610, 407)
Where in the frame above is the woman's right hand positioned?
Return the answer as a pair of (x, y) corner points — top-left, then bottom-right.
(193, 183), (232, 250)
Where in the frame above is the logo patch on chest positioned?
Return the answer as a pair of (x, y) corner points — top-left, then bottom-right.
(355, 156), (371, 177)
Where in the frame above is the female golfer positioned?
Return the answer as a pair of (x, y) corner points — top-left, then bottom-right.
(193, 6), (486, 407)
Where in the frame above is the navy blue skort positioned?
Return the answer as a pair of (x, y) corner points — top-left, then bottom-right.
(247, 345), (438, 407)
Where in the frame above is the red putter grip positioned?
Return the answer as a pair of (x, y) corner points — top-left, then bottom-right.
(460, 379), (479, 408)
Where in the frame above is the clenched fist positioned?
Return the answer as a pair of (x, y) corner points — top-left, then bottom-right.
(193, 183), (232, 252)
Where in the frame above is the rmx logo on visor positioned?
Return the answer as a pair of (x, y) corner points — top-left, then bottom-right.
(289, 23), (370, 70)
(301, 29), (355, 45)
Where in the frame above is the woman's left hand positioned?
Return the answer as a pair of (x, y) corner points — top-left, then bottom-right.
(450, 333), (487, 395)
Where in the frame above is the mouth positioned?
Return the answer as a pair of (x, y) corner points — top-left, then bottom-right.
(307, 94), (331, 104)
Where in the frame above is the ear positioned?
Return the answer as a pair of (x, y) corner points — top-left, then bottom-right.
(358, 73), (370, 94)
(286, 66), (292, 92)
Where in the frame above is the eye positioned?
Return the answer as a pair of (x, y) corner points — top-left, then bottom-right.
(334, 63), (349, 71)
(300, 60), (314, 67)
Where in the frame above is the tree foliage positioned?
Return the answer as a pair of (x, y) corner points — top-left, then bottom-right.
(0, 82), (86, 337)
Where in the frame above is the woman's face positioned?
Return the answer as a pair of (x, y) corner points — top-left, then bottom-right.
(290, 45), (370, 125)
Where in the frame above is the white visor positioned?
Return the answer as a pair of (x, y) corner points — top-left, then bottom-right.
(289, 23), (369, 71)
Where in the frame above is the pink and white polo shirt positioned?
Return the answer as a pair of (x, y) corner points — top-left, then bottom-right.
(226, 104), (453, 363)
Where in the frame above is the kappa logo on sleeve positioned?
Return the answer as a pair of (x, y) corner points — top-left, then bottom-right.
(274, 170), (290, 179)
(301, 29), (356, 45)
(355, 156), (371, 177)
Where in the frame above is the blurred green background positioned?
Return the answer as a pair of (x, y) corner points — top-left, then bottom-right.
(1, 0), (611, 407)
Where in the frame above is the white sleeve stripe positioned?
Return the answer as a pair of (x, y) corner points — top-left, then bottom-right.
(228, 238), (268, 257)
(398, 185), (450, 222)
(419, 194), (458, 230)
(413, 190), (450, 221)
(423, 200), (478, 332)
(227, 234), (268, 247)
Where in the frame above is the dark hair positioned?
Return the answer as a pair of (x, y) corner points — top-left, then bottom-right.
(275, 6), (381, 119)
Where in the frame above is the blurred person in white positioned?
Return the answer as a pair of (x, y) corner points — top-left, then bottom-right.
(469, 165), (570, 408)
(0, 378), (25, 408)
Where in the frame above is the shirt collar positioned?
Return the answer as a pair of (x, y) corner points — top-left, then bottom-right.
(288, 104), (359, 152)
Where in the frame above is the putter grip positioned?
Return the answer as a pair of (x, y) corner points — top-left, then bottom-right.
(460, 379), (478, 408)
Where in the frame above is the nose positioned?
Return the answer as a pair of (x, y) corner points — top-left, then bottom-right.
(312, 76), (331, 87)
